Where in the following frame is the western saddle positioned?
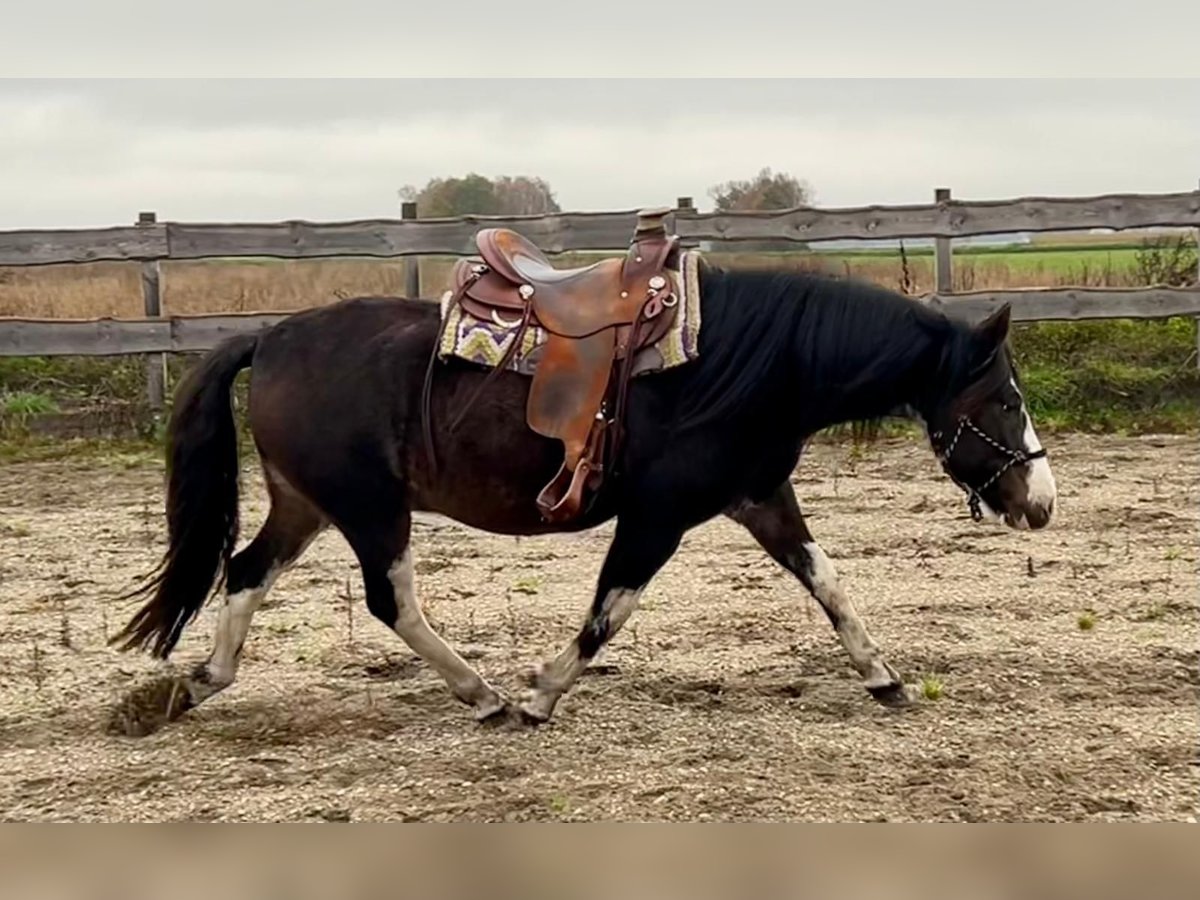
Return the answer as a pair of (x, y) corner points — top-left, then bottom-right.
(426, 208), (682, 522)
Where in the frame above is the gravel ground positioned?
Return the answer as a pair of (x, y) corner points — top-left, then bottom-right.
(0, 434), (1195, 822)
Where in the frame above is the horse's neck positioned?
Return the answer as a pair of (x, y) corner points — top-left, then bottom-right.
(798, 301), (942, 430)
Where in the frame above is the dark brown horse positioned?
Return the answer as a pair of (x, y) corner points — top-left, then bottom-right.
(110, 264), (1056, 735)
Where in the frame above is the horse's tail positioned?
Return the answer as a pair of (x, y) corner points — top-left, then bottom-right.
(110, 333), (258, 659)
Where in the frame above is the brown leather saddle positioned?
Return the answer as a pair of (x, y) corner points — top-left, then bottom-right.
(425, 208), (682, 522)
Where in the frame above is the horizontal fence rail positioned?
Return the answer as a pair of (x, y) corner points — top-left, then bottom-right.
(3, 186), (1199, 405)
(0, 313), (292, 357)
(676, 191), (1200, 244)
(4, 287), (1198, 358)
(926, 287), (1200, 323)
(3, 190), (1199, 266)
(0, 213), (641, 266)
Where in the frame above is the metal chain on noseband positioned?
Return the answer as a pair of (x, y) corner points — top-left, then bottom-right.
(930, 416), (1048, 521)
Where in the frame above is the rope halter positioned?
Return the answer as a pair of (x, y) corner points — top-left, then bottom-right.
(930, 416), (1048, 522)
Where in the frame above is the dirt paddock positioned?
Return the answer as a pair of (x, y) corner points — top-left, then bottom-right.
(0, 434), (1195, 822)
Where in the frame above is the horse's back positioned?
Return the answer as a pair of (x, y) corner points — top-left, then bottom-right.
(245, 297), (437, 496)
(255, 296), (437, 361)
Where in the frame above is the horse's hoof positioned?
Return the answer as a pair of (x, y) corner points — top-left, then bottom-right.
(868, 681), (914, 709)
(513, 706), (549, 728)
(476, 702), (515, 728)
(476, 703), (548, 731)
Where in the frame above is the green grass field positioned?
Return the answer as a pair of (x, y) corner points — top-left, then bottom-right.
(696, 239), (1170, 293)
(823, 244), (1142, 275)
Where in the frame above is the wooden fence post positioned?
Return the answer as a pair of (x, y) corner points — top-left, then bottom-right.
(137, 211), (166, 412)
(675, 196), (699, 249)
(402, 202), (421, 297)
(934, 188), (953, 294)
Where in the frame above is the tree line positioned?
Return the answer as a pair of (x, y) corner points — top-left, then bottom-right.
(398, 168), (812, 217)
(398, 168), (812, 251)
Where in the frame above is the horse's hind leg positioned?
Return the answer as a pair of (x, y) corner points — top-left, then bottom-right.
(190, 479), (324, 702)
(727, 481), (911, 706)
(112, 473), (324, 736)
(346, 511), (507, 722)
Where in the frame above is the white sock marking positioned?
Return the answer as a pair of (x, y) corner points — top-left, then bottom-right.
(206, 571), (280, 688)
(802, 542), (898, 689)
(387, 549), (500, 716)
(522, 587), (644, 720)
(598, 587), (643, 635)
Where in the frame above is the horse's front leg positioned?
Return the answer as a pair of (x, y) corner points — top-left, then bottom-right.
(728, 481), (911, 706)
(516, 513), (684, 724)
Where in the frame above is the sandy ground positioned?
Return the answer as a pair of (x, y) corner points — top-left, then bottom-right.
(0, 434), (1196, 822)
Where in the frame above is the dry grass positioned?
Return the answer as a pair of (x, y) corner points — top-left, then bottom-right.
(0, 258), (427, 318)
(0, 247), (1157, 320)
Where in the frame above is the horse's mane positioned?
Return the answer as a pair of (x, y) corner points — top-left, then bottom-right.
(672, 263), (990, 441)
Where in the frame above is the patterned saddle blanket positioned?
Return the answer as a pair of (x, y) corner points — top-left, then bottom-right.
(438, 249), (703, 377)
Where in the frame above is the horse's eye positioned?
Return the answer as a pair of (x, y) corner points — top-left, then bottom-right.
(1002, 401), (1020, 412)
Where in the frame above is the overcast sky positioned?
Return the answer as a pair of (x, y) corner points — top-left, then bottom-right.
(2, 77), (1197, 229)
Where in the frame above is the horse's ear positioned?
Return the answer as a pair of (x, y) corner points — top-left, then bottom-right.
(975, 302), (1011, 347)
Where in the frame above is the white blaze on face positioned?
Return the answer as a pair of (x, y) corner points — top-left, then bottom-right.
(1011, 378), (1057, 516)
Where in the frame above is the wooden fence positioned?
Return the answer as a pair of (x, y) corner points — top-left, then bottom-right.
(3, 187), (1199, 407)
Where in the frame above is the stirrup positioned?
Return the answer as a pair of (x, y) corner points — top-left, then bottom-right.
(536, 460), (591, 523)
